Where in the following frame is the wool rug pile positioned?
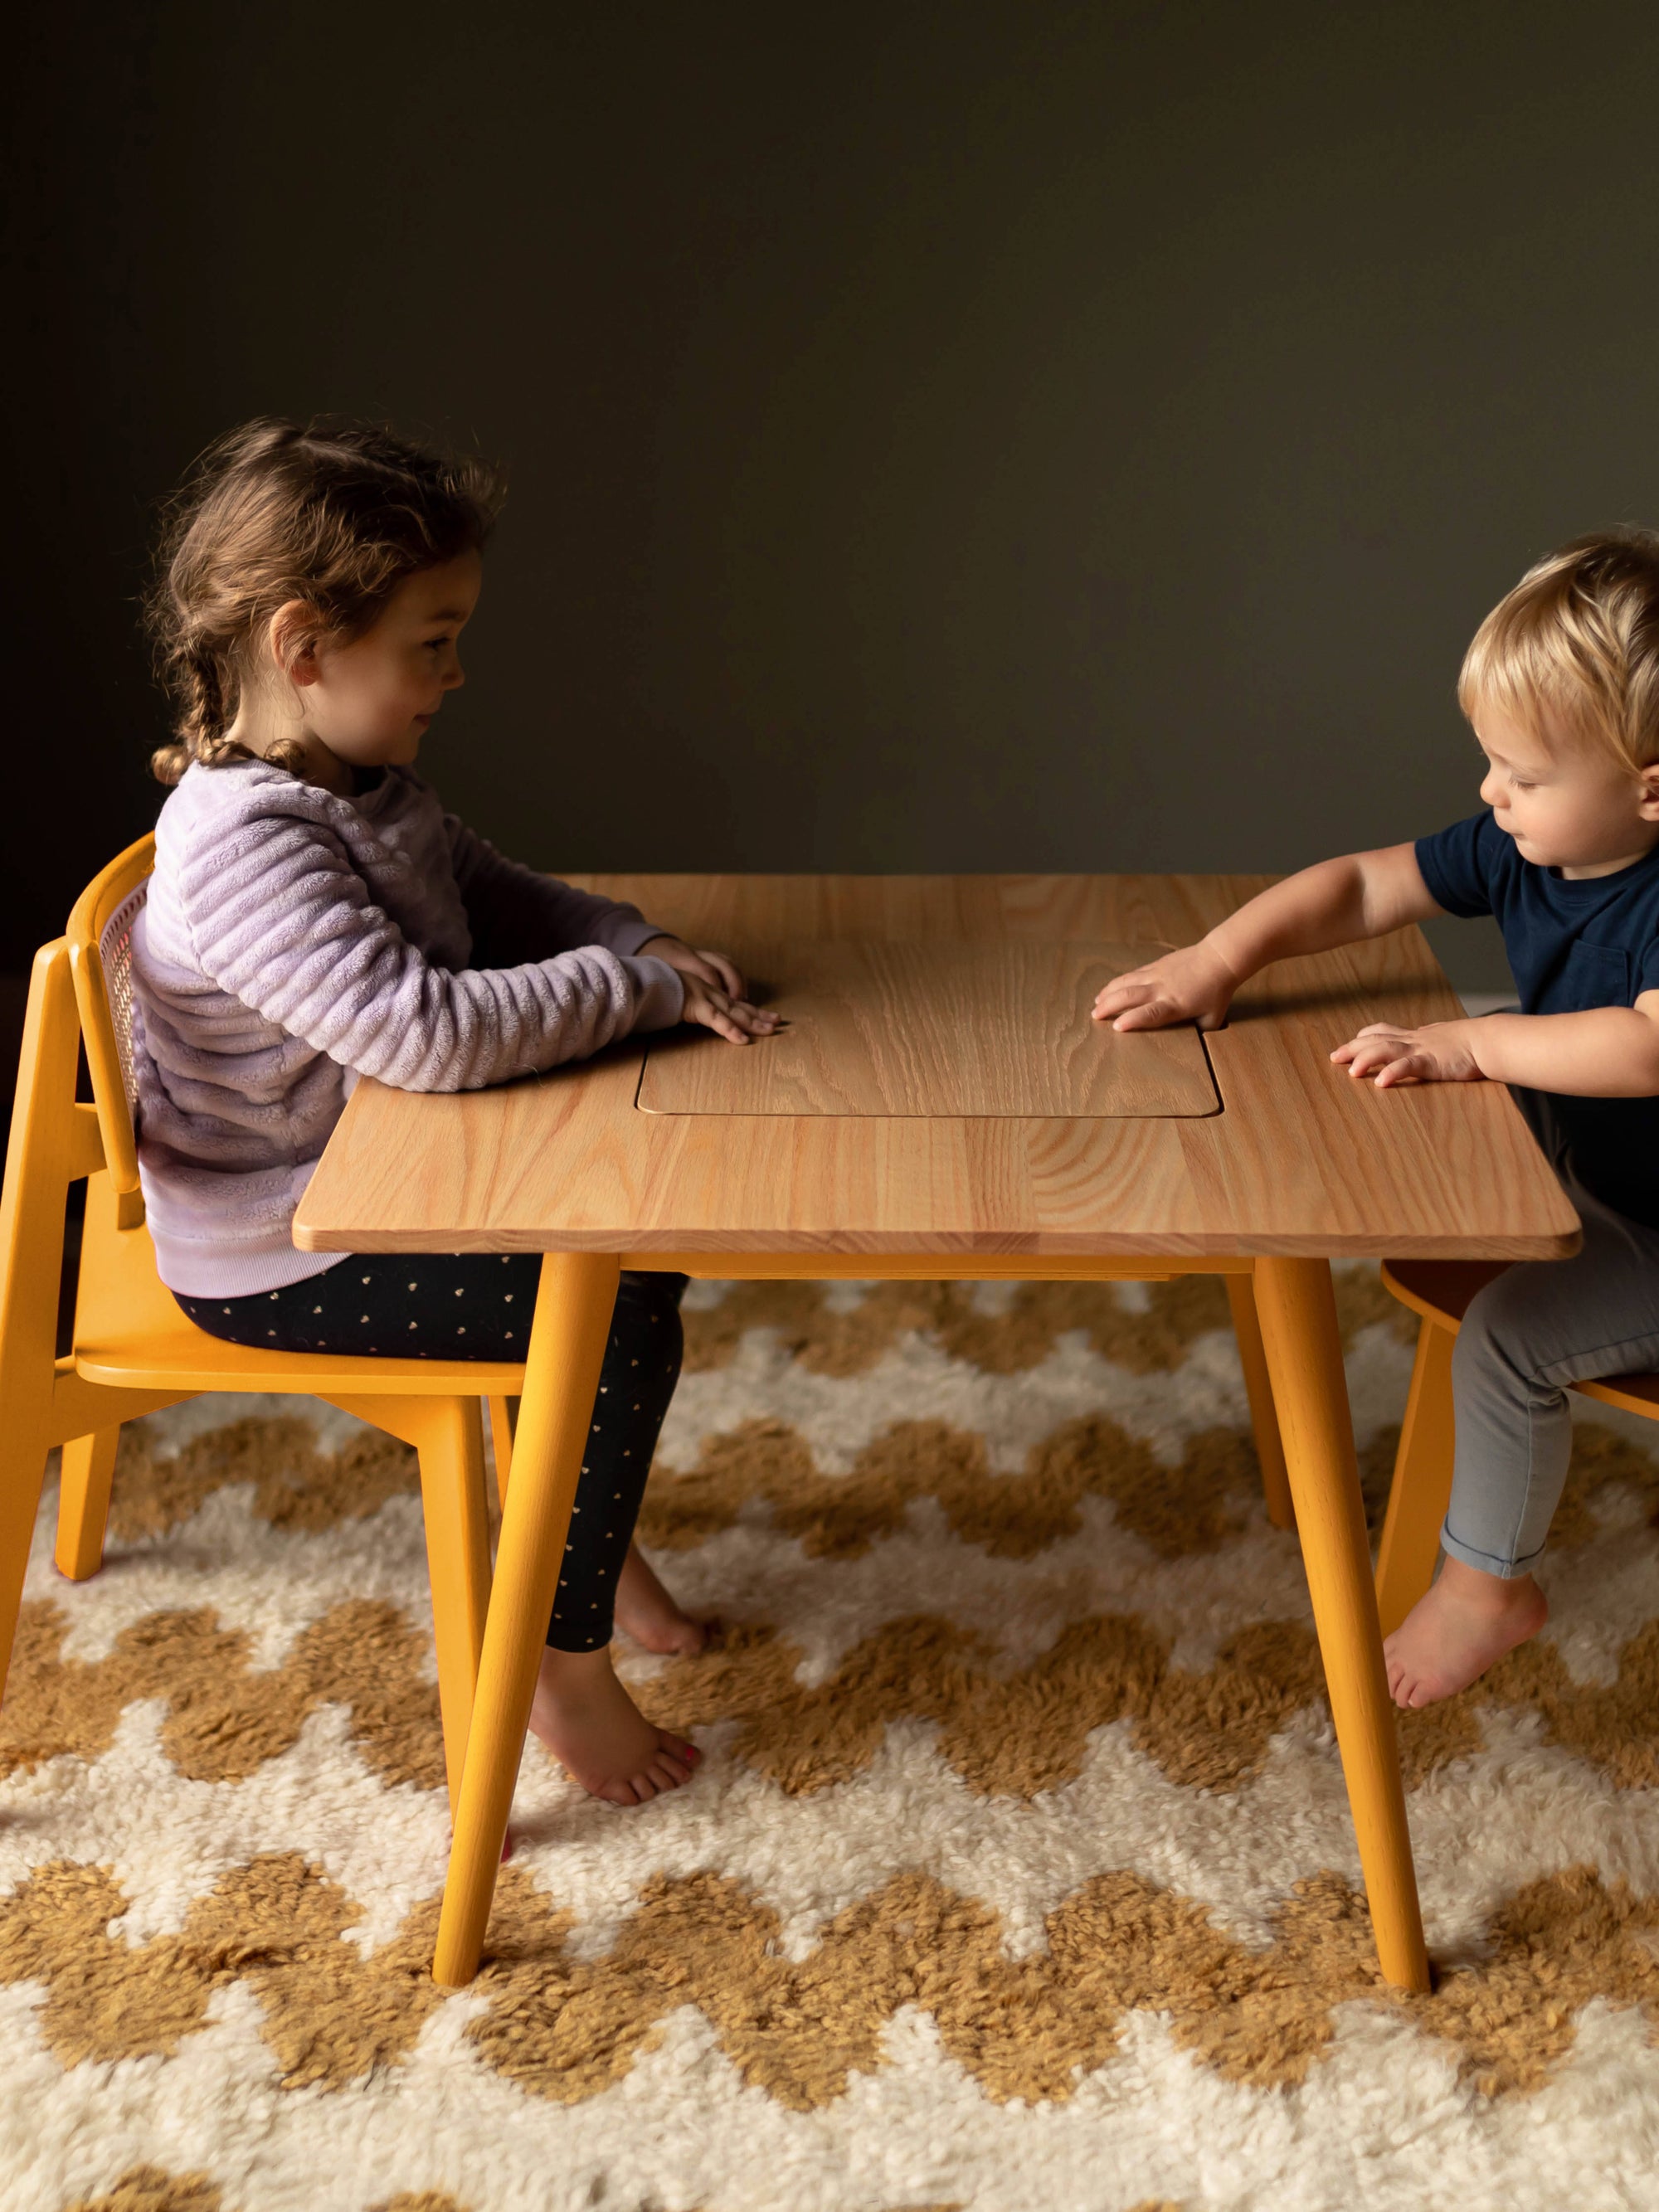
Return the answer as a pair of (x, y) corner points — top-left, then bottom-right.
(2, 1270), (1658, 2212)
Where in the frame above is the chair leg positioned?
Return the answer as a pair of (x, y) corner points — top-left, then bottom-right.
(0, 1433), (50, 1707)
(435, 1252), (620, 1989)
(411, 1399), (493, 1818)
(323, 1391), (493, 1820)
(53, 1425), (122, 1581)
(1227, 1274), (1295, 1530)
(486, 1395), (518, 1512)
(1253, 1256), (1429, 1994)
(1374, 1319), (1457, 1637)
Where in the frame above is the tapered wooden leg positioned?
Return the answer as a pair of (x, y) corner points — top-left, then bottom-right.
(1227, 1275), (1294, 1530)
(324, 1393), (493, 1820)
(434, 1252), (620, 1987)
(1374, 1320), (1457, 1637)
(413, 1399), (493, 1816)
(0, 1432), (49, 1706)
(53, 1426), (121, 1580)
(1253, 1256), (1429, 1993)
(486, 1395), (518, 1511)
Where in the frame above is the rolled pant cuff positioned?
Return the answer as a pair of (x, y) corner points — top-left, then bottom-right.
(1438, 1519), (1544, 1581)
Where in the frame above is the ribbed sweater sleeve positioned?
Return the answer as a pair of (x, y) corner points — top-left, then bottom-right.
(444, 816), (665, 966)
(174, 801), (681, 1094)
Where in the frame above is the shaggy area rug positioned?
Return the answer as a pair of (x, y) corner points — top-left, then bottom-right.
(2, 1271), (1658, 2212)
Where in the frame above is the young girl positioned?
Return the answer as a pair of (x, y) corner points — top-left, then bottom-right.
(132, 416), (781, 1803)
(1094, 529), (1659, 1711)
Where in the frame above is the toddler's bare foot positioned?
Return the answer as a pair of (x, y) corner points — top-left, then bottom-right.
(527, 1646), (700, 1804)
(1384, 1558), (1549, 1709)
(614, 1541), (708, 1656)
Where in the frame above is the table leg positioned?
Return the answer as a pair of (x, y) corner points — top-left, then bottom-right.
(431, 1250), (621, 1989)
(1224, 1275), (1295, 1531)
(1251, 1257), (1430, 1994)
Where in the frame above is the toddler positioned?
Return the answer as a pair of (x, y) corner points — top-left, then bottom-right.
(132, 416), (780, 1800)
(1095, 529), (1659, 1709)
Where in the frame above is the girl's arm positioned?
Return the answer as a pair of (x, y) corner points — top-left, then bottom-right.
(445, 811), (776, 1044)
(187, 811), (684, 1091)
(1092, 844), (1441, 1031)
(445, 816), (665, 965)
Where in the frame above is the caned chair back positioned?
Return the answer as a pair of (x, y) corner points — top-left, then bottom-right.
(66, 837), (154, 1228)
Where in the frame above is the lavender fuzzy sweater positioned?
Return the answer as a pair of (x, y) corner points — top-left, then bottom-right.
(131, 759), (684, 1296)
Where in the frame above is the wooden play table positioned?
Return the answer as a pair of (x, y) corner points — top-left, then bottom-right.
(293, 873), (1578, 1992)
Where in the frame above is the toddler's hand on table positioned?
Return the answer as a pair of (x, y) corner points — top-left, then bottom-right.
(1330, 1019), (1485, 1088)
(1092, 943), (1237, 1032)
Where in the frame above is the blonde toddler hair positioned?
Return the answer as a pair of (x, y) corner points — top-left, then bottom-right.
(1458, 528), (1659, 774)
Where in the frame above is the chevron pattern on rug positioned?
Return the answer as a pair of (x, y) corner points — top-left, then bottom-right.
(2, 1270), (1657, 2212)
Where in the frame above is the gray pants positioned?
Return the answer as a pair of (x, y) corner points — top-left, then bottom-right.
(1446, 1093), (1659, 1578)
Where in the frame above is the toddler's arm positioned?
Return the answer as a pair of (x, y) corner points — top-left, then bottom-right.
(1092, 844), (1438, 1032)
(1333, 1000), (1659, 1093)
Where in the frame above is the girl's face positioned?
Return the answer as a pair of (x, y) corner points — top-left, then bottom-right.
(289, 552), (482, 785)
(1474, 702), (1659, 878)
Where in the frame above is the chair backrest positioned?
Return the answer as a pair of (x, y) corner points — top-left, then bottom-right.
(0, 940), (109, 1436)
(66, 838), (155, 1228)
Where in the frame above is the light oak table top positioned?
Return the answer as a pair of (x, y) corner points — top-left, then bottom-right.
(637, 940), (1218, 1119)
(294, 873), (1579, 1261)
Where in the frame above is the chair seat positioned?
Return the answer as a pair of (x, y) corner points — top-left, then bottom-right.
(1381, 1260), (1659, 1422)
(75, 1319), (524, 1395)
(71, 1185), (526, 1397)
(1379, 1260), (1510, 1326)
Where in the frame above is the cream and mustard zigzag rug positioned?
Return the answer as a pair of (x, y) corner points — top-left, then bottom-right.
(2, 1271), (1659, 2212)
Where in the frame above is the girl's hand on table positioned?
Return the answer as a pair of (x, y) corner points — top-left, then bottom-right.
(640, 935), (783, 1047)
(640, 936), (749, 1000)
(1092, 942), (1238, 1032)
(1330, 1019), (1485, 1088)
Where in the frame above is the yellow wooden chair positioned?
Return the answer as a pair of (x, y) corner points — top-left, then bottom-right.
(0, 834), (529, 1816)
(1374, 1258), (1659, 1633)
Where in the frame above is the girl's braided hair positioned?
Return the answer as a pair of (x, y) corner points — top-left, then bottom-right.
(145, 416), (505, 784)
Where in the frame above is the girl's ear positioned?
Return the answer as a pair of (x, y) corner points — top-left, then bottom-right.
(1637, 763), (1659, 822)
(267, 599), (324, 688)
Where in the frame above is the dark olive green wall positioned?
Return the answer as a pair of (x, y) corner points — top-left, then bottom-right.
(9, 1), (1659, 987)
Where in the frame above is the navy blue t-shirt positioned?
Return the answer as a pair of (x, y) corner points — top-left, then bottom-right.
(1415, 811), (1659, 1227)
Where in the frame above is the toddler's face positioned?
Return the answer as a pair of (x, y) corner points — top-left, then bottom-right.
(1473, 703), (1659, 878)
(299, 552), (482, 773)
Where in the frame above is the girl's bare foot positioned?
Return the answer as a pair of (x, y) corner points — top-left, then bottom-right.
(1384, 1557), (1549, 1709)
(527, 1646), (700, 1804)
(613, 1541), (708, 1656)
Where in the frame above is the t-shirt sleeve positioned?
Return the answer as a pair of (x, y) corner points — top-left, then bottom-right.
(1413, 813), (1502, 920)
(1637, 942), (1659, 999)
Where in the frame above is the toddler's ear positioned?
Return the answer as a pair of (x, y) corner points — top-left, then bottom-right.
(1638, 761), (1659, 822)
